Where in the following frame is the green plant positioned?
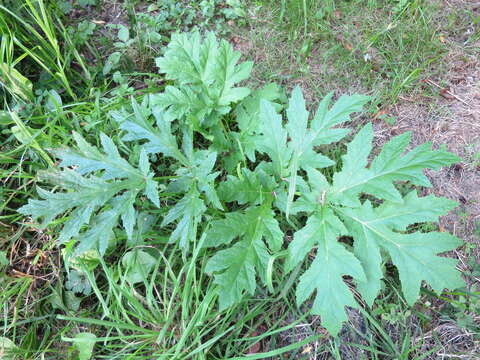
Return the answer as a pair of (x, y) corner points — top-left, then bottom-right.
(273, 0), (328, 35)
(0, 337), (16, 359)
(94, 0), (248, 77)
(0, 0), (91, 99)
(18, 131), (160, 255)
(250, 0), (447, 108)
(0, 35), (34, 102)
(392, 0), (414, 15)
(64, 332), (97, 360)
(69, 20), (96, 47)
(102, 24), (134, 76)
(77, 0), (97, 6)
(0, 250), (7, 269)
(18, 32), (464, 336)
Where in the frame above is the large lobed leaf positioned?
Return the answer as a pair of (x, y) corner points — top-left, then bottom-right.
(286, 120), (463, 335)
(205, 204), (283, 309)
(329, 123), (460, 206)
(293, 209), (366, 336)
(339, 199), (462, 307)
(18, 133), (159, 256)
(153, 32), (253, 124)
(119, 99), (222, 251)
(205, 85), (462, 335)
(255, 87), (370, 216)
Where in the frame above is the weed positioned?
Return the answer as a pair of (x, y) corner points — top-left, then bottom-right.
(17, 32), (464, 340)
(1, 1), (477, 359)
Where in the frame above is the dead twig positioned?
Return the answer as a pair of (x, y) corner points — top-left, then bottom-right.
(423, 79), (471, 106)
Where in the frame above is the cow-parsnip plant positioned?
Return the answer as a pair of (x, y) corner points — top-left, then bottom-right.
(19, 32), (464, 336)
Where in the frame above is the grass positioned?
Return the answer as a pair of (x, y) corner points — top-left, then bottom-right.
(0, 0), (92, 99)
(1, 0), (479, 359)
(243, 0), (455, 110)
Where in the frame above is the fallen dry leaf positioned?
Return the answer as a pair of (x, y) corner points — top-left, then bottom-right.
(440, 88), (455, 100)
(373, 109), (388, 120)
(335, 35), (353, 51)
(246, 332), (261, 354)
(302, 345), (312, 354)
(344, 42), (353, 51)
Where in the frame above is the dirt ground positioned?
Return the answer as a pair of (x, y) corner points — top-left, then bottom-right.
(382, 0), (480, 274)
